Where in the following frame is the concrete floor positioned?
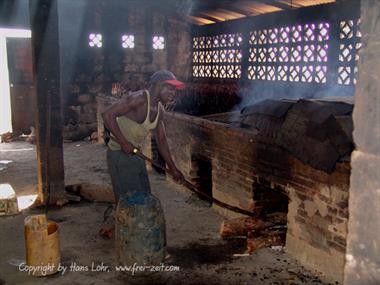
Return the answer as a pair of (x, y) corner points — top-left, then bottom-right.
(0, 141), (333, 285)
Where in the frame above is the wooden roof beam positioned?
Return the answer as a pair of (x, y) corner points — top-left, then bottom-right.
(198, 13), (224, 23)
(254, 0), (292, 10)
(219, 6), (250, 16)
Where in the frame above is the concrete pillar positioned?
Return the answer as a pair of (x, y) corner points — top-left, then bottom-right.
(344, 0), (380, 284)
(29, 0), (65, 204)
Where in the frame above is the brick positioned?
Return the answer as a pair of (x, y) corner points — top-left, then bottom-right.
(317, 193), (331, 203)
(327, 205), (338, 215)
(295, 216), (306, 225)
(217, 162), (234, 171)
(309, 239), (329, 253)
(310, 214), (332, 232)
(236, 168), (251, 178)
(333, 235), (347, 247)
(217, 156), (235, 166)
(333, 217), (346, 225)
(297, 209), (308, 218)
(295, 192), (312, 202)
(293, 176), (317, 189)
(338, 209), (348, 219)
(327, 240), (346, 253)
(324, 215), (333, 223)
(336, 200), (348, 210)
(290, 181), (313, 193)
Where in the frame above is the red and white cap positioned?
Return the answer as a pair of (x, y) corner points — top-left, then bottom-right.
(149, 70), (185, 89)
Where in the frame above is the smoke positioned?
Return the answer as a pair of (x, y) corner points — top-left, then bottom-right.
(226, 80), (355, 123)
(175, 0), (196, 16)
(234, 81), (355, 113)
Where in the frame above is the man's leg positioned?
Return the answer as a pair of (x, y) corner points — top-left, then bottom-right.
(107, 149), (151, 203)
(106, 149), (123, 205)
(116, 152), (150, 198)
(101, 149), (128, 238)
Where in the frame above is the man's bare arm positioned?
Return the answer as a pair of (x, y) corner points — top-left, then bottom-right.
(155, 118), (184, 181)
(102, 95), (144, 153)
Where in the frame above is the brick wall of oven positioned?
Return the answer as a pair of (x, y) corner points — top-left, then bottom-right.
(163, 112), (350, 283)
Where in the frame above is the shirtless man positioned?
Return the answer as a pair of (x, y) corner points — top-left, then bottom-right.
(102, 70), (185, 209)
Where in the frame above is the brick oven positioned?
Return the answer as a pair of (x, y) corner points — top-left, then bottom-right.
(162, 98), (353, 283)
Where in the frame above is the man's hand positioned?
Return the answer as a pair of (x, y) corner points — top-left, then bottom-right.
(171, 167), (185, 184)
(120, 142), (136, 154)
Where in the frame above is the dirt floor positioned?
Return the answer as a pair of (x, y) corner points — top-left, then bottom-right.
(0, 141), (335, 285)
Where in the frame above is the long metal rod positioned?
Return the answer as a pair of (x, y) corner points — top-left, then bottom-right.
(134, 149), (257, 217)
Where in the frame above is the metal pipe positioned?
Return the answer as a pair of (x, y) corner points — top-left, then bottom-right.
(133, 148), (257, 217)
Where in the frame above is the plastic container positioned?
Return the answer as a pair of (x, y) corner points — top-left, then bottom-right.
(115, 191), (166, 270)
(24, 214), (60, 276)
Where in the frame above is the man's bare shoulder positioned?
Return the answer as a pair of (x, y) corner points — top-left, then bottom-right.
(127, 89), (146, 99)
(103, 90), (147, 117)
(119, 90), (147, 107)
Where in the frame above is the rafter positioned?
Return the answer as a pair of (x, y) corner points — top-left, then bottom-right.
(191, 1), (249, 22)
(187, 15), (216, 25)
(198, 13), (225, 23)
(191, 0), (238, 14)
(217, 6), (250, 17)
(189, 0), (295, 24)
(252, 0), (292, 10)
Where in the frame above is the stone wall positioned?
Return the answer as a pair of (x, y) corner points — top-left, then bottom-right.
(62, 2), (191, 140)
(174, 82), (241, 116)
(344, 0), (380, 283)
(163, 112), (350, 283)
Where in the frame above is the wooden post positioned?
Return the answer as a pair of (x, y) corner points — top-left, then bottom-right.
(29, 0), (65, 204)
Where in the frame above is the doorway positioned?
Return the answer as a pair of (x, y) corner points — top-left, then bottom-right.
(0, 28), (32, 135)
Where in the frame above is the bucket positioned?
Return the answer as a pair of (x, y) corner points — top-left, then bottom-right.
(24, 214), (60, 276)
(115, 191), (166, 272)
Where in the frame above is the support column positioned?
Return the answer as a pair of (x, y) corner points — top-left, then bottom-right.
(29, 0), (65, 204)
(345, 0), (380, 284)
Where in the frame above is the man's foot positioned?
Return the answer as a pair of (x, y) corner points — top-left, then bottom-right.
(99, 205), (115, 239)
(99, 227), (114, 239)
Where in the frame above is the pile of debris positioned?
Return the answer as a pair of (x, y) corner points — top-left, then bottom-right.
(63, 103), (97, 142)
(220, 212), (287, 254)
(0, 127), (36, 144)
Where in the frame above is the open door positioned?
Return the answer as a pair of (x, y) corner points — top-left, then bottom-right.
(6, 37), (35, 135)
